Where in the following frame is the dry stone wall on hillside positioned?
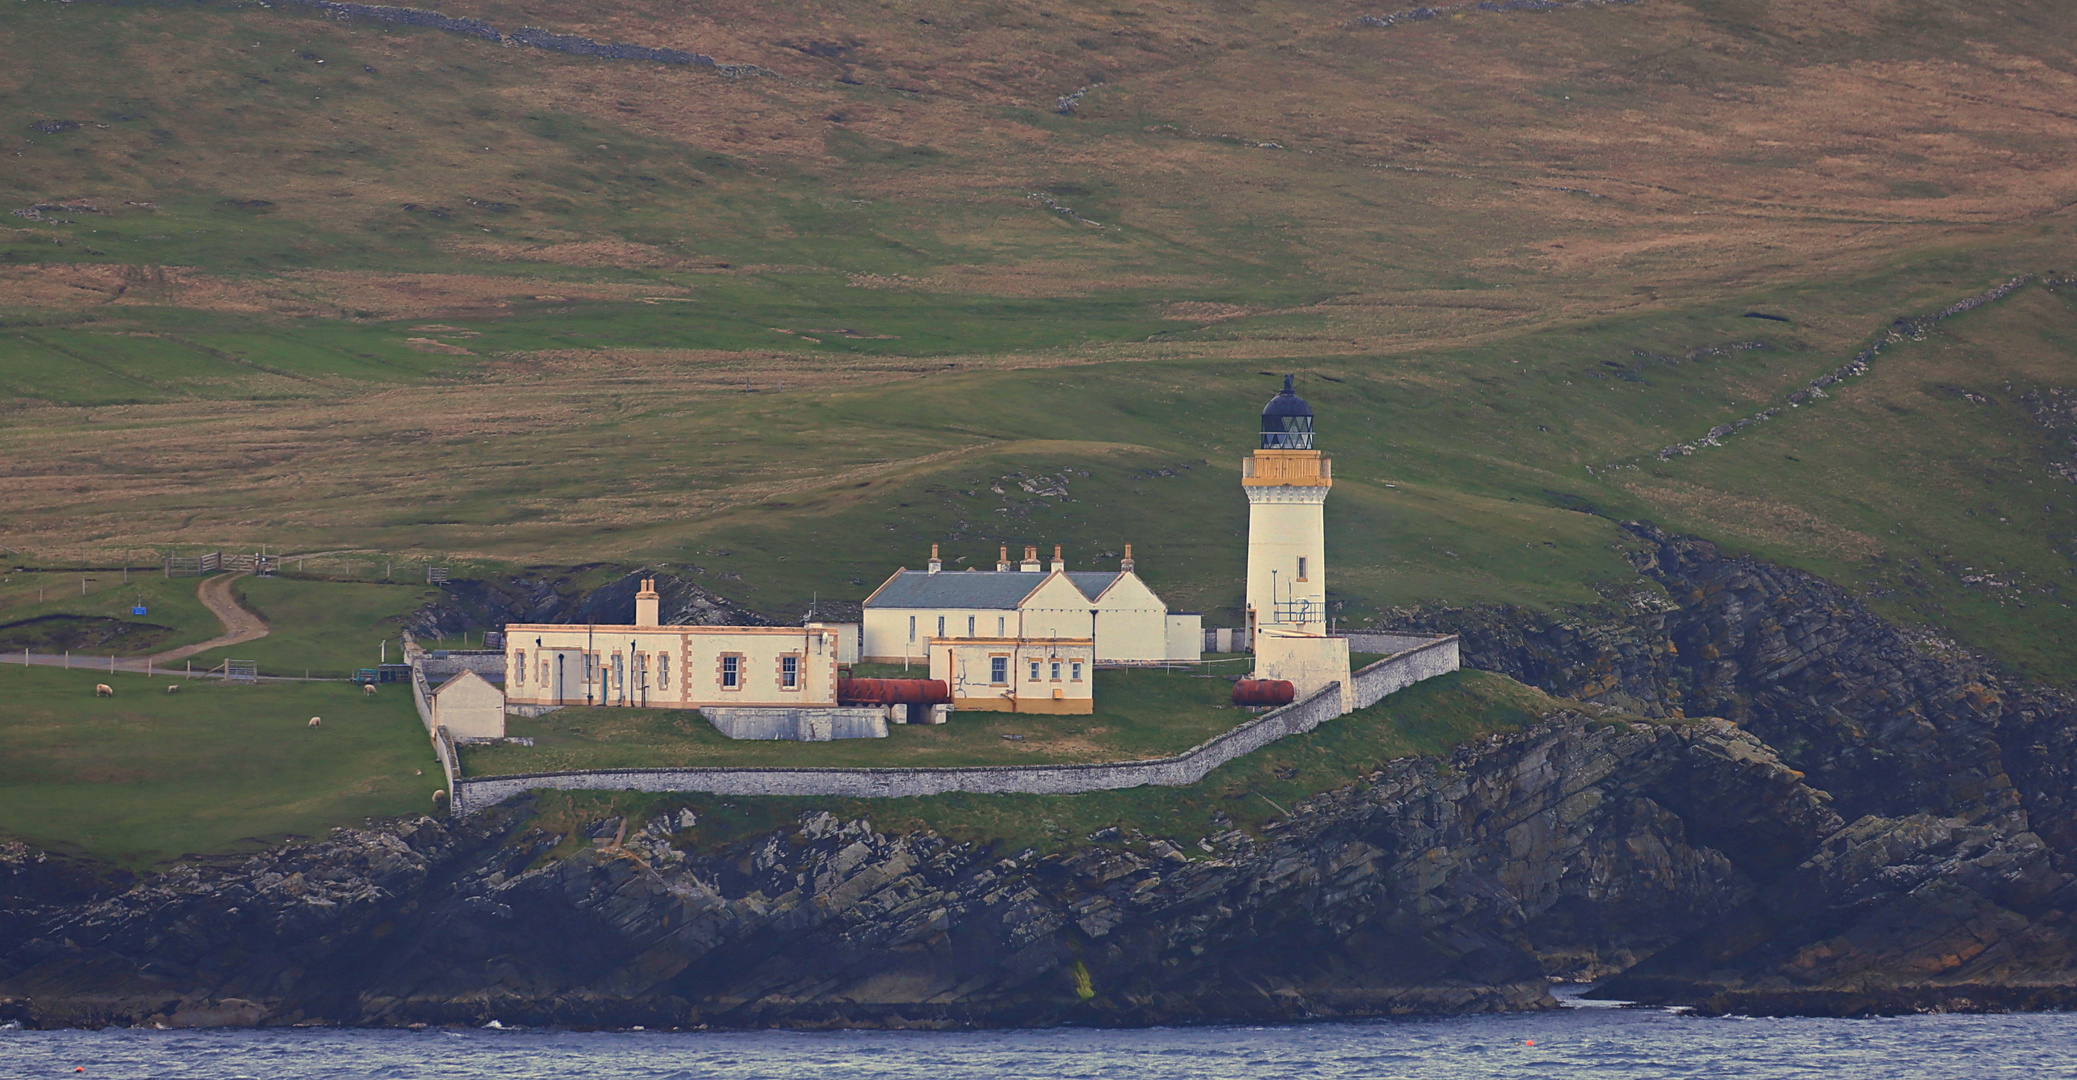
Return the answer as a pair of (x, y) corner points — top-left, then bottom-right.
(1649, 276), (2034, 462)
(274, 0), (761, 72)
(1358, 0), (1641, 30)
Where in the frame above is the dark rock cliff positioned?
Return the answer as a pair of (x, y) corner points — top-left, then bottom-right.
(1396, 523), (2077, 1014)
(0, 716), (1834, 1029)
(5, 524), (2077, 1026)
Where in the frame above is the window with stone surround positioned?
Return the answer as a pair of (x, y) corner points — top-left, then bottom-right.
(720, 653), (741, 690)
(779, 654), (800, 690)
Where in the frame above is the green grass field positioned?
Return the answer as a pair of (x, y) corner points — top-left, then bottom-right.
(184, 575), (439, 676)
(0, 665), (435, 867)
(0, 569), (223, 658)
(513, 669), (1557, 858)
(462, 667), (1249, 774)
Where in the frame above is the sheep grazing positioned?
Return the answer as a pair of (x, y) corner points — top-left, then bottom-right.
(308, 716), (322, 728)
(362, 683), (377, 698)
(165, 683), (180, 694)
(432, 789), (448, 804)
(95, 684), (113, 698)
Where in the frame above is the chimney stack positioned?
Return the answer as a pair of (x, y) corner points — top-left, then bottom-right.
(997, 544), (1011, 572)
(635, 577), (660, 627)
(928, 543), (942, 575)
(1121, 543), (1135, 573)
(1020, 545), (1042, 572)
(1050, 544), (1065, 572)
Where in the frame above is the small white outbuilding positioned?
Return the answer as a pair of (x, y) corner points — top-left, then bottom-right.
(431, 668), (506, 740)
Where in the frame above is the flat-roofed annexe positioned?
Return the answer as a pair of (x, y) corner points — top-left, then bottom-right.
(929, 636), (1095, 714)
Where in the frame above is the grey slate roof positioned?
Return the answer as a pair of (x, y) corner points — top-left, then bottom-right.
(1064, 572), (1123, 601)
(865, 570), (1135, 609)
(865, 570), (1049, 609)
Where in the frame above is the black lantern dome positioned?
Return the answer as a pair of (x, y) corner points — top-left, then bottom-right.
(1260, 374), (1314, 450)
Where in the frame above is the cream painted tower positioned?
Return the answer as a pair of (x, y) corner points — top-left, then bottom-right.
(1244, 375), (1331, 646)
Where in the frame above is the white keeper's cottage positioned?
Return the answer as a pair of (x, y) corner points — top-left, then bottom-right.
(861, 543), (1200, 665)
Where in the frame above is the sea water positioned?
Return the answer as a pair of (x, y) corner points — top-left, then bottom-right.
(4, 998), (2073, 1080)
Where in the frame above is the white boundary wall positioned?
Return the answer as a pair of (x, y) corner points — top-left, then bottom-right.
(402, 631), (465, 809)
(449, 635), (1458, 815)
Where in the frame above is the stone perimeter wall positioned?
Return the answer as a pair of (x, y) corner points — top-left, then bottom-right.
(401, 632), (464, 807)
(450, 635), (1459, 815)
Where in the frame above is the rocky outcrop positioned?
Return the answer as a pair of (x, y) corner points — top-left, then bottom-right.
(9, 526), (2077, 1024)
(407, 568), (773, 638)
(1, 717), (1842, 1029)
(1396, 522), (2077, 1013)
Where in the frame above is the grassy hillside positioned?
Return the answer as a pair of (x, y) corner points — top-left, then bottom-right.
(0, 664), (434, 867)
(2, 0), (2074, 685)
(520, 668), (1558, 859)
(463, 666), (1258, 775)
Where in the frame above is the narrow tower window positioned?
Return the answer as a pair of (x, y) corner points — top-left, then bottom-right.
(1297, 556), (1308, 581)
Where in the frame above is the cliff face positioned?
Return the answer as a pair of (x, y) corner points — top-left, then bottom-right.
(0, 717), (1835, 1029)
(1399, 524), (2077, 1013)
(5, 524), (2077, 1026)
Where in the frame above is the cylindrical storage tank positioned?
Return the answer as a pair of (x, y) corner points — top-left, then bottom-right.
(1232, 679), (1296, 707)
(838, 678), (950, 706)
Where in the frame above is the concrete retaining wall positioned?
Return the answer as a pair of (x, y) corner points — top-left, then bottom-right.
(1342, 631), (1448, 657)
(408, 662), (436, 735)
(452, 635), (1460, 813)
(402, 632), (477, 814)
(703, 707), (889, 742)
(1352, 635), (1459, 709)
(433, 726), (460, 810)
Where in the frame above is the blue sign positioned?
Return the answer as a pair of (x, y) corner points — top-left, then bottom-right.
(132, 606), (147, 616)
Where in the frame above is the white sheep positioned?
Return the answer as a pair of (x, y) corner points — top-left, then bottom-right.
(363, 683), (377, 698)
(95, 684), (113, 698)
(308, 716), (322, 728)
(165, 683), (180, 694)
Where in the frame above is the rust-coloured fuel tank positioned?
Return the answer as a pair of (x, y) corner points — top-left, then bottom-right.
(838, 678), (951, 706)
(1232, 679), (1296, 706)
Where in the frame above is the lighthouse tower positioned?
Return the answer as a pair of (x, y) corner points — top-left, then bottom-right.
(1244, 375), (1331, 647)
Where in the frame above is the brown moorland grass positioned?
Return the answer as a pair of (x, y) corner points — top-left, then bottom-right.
(3, 0), (2076, 674)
